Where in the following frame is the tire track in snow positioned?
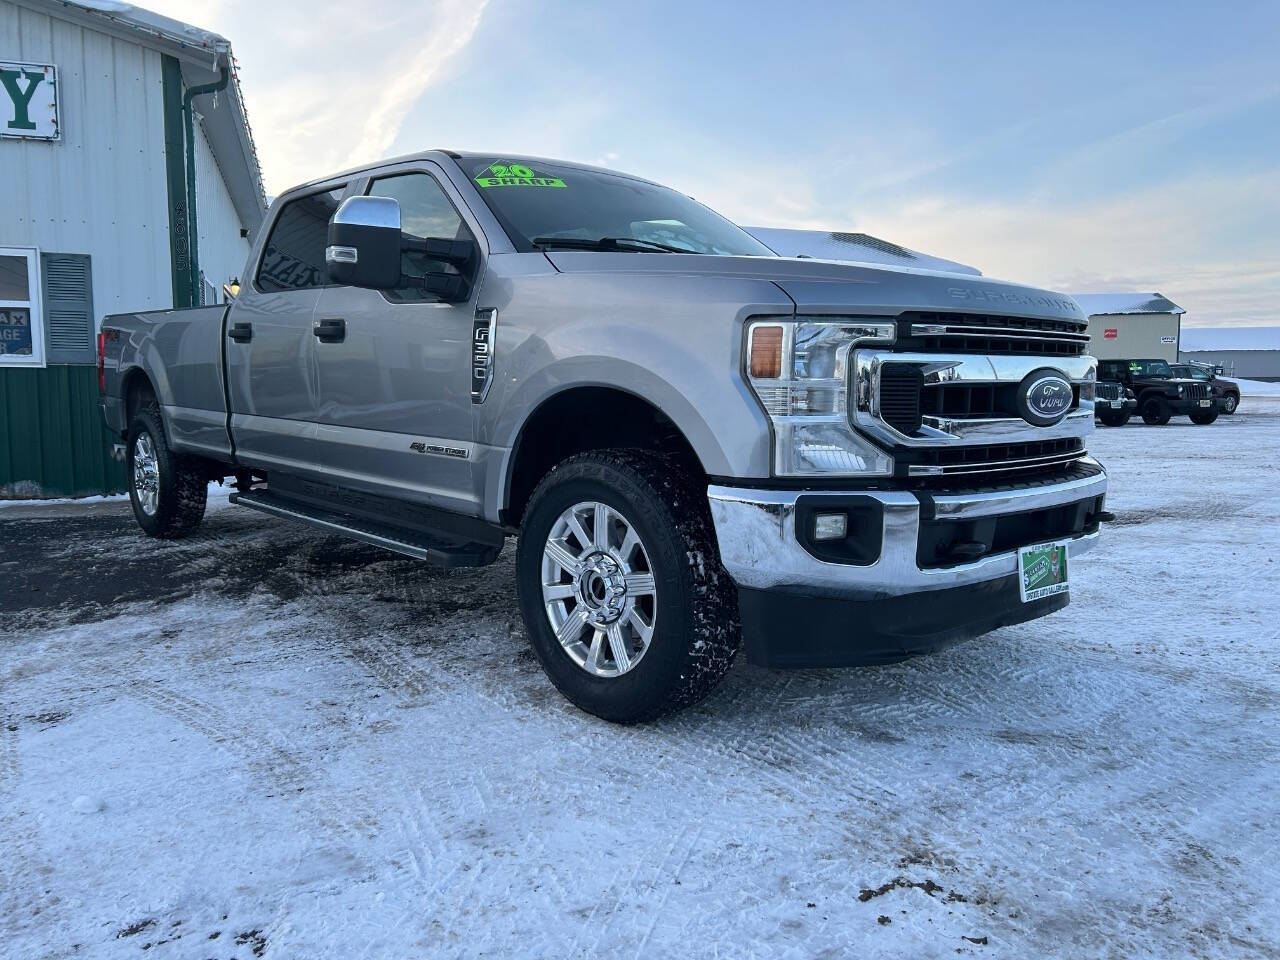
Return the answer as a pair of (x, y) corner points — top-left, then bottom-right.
(0, 715), (62, 945)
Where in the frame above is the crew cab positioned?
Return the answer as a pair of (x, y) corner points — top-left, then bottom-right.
(1097, 359), (1219, 425)
(99, 150), (1109, 722)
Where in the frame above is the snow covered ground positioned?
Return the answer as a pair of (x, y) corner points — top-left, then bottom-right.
(2, 402), (1278, 959)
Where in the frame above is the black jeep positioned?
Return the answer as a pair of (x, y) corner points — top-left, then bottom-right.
(1097, 359), (1219, 425)
(1169, 363), (1241, 415)
(1094, 378), (1138, 427)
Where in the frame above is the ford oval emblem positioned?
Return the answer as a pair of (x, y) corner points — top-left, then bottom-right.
(1018, 370), (1073, 427)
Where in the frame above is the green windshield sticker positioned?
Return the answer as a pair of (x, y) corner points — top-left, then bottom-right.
(475, 163), (566, 189)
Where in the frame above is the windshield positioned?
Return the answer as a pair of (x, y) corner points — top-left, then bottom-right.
(463, 157), (775, 257)
(1128, 359), (1173, 378)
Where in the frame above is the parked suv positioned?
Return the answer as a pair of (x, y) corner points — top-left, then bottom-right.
(1097, 359), (1218, 425)
(1094, 379), (1137, 427)
(1169, 363), (1240, 415)
(99, 150), (1109, 722)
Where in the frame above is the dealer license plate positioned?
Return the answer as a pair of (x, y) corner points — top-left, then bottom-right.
(1110, 400), (1123, 408)
(1199, 398), (1211, 407)
(1018, 541), (1069, 603)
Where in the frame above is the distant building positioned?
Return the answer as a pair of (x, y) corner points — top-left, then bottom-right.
(744, 227), (982, 276)
(1179, 326), (1280, 382)
(1071, 292), (1185, 362)
(1, 0), (266, 498)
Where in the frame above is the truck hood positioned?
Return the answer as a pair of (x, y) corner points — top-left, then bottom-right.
(542, 252), (1086, 322)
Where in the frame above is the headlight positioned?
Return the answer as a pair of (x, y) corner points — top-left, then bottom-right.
(746, 317), (895, 477)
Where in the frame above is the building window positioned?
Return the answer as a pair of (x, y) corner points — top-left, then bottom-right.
(0, 247), (43, 367)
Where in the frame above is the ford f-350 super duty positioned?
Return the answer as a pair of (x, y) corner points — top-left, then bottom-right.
(99, 151), (1109, 722)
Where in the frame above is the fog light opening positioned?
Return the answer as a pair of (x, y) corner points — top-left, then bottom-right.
(813, 512), (848, 541)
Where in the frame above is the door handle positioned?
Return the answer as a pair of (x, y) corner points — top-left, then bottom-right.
(227, 322), (253, 343)
(314, 318), (346, 343)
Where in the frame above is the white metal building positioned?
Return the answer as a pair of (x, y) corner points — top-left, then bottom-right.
(1070, 292), (1186, 362)
(1179, 326), (1280, 382)
(1, 0), (266, 497)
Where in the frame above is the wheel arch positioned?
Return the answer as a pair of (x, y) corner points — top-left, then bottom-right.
(500, 385), (706, 528)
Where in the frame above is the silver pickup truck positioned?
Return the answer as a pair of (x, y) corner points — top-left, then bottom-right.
(99, 151), (1108, 722)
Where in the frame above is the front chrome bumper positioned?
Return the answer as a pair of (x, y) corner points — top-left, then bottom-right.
(708, 460), (1107, 599)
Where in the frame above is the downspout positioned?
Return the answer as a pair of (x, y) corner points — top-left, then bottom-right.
(183, 65), (230, 305)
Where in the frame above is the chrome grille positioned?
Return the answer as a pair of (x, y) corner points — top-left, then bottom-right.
(899, 312), (1090, 358)
(853, 350), (1095, 479)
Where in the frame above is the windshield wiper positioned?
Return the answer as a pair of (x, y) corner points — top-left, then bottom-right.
(531, 236), (700, 254)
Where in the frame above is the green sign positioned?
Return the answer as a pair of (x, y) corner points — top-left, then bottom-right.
(1018, 541), (1069, 602)
(475, 162), (565, 189)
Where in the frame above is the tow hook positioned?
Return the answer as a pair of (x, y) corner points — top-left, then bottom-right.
(1096, 510), (1116, 523)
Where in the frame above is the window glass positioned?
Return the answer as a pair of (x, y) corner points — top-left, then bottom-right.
(256, 187), (345, 292)
(464, 156), (775, 256)
(0, 255), (30, 300)
(0, 250), (37, 362)
(1128, 359), (1172, 377)
(368, 172), (471, 303)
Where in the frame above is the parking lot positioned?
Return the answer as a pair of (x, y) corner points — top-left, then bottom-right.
(3, 401), (1278, 959)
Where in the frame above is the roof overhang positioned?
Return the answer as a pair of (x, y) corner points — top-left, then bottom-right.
(17, 0), (268, 237)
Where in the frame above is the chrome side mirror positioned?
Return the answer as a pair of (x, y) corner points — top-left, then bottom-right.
(326, 196), (404, 289)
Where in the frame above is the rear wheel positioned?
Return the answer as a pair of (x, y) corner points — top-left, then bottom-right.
(1141, 396), (1172, 425)
(1223, 393), (1238, 414)
(516, 449), (740, 723)
(1190, 410), (1219, 425)
(127, 399), (208, 538)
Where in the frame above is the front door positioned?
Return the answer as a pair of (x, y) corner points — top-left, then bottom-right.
(310, 167), (481, 515)
(226, 184), (347, 473)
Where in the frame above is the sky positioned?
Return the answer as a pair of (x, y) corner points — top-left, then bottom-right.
(151, 0), (1280, 326)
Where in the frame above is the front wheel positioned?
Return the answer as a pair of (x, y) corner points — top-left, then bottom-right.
(1098, 410), (1130, 427)
(516, 449), (740, 723)
(1223, 394), (1238, 414)
(1141, 397), (1172, 425)
(127, 399), (208, 538)
(1190, 410), (1219, 425)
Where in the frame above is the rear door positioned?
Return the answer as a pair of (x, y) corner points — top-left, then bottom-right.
(309, 164), (484, 515)
(226, 184), (348, 473)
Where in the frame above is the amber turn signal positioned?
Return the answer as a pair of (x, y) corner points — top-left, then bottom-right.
(749, 325), (784, 379)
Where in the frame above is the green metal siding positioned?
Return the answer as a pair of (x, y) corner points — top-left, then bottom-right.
(0, 365), (126, 499)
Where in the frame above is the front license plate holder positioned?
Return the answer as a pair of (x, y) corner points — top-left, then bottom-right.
(1199, 398), (1211, 407)
(1018, 540), (1069, 603)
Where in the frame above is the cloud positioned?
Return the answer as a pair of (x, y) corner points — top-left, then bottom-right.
(705, 167), (1280, 326)
(146, 0), (489, 192)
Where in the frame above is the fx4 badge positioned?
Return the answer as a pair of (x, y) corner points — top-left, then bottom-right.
(472, 308), (497, 403)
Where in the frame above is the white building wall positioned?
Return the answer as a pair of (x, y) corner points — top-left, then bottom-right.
(1179, 349), (1280, 381)
(192, 116), (251, 301)
(0, 0), (172, 324)
(1086, 313), (1181, 362)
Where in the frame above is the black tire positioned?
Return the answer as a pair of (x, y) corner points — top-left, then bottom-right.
(516, 449), (740, 723)
(126, 398), (208, 538)
(1223, 393), (1238, 415)
(1097, 410), (1130, 427)
(1190, 410), (1218, 425)
(1141, 396), (1172, 425)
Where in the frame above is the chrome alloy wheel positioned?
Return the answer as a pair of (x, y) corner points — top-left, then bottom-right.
(541, 501), (657, 677)
(132, 432), (161, 516)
